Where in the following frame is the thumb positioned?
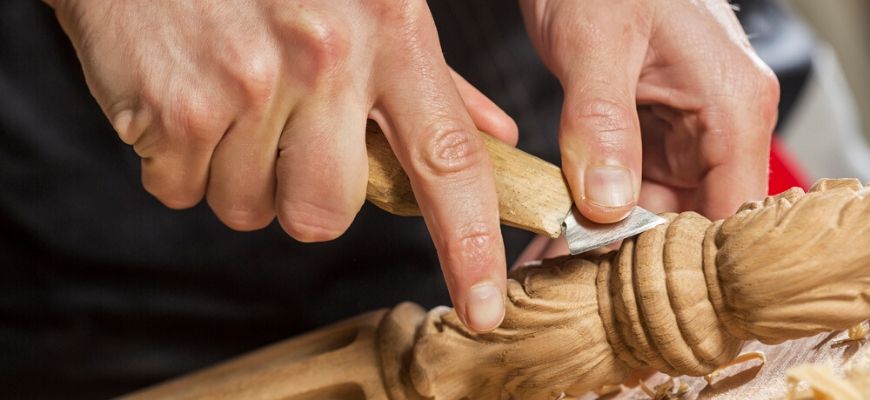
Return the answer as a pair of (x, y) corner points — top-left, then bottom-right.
(524, 1), (650, 223)
(555, 44), (645, 223)
(561, 91), (642, 223)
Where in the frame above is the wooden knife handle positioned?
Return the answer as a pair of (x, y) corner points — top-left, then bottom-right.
(365, 121), (572, 238)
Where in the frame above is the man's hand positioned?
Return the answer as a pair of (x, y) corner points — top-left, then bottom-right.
(46, 0), (518, 332)
(520, 0), (780, 223)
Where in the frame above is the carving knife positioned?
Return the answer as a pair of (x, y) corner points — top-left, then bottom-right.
(364, 121), (666, 254)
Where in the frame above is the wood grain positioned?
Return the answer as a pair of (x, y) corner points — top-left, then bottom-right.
(120, 311), (392, 400)
(365, 121), (572, 238)
(573, 331), (868, 399)
(405, 179), (870, 399)
(119, 179), (870, 400)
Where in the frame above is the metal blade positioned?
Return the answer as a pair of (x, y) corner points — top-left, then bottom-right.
(562, 206), (667, 255)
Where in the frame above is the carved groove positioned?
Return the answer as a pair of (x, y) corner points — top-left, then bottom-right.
(405, 179), (870, 399)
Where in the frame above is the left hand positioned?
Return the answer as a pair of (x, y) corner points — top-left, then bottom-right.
(514, 0), (779, 263)
(519, 0), (780, 228)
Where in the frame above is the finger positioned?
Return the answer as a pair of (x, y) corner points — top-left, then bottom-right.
(449, 69), (518, 146)
(372, 39), (506, 333)
(512, 235), (550, 270)
(549, 14), (649, 223)
(696, 102), (775, 219)
(539, 237), (570, 259)
(140, 146), (212, 209)
(511, 235), (571, 271)
(138, 98), (228, 210)
(206, 99), (285, 231)
(697, 74), (779, 220)
(642, 0), (777, 219)
(275, 91), (369, 242)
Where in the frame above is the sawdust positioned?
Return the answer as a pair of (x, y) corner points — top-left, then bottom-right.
(783, 325), (870, 400)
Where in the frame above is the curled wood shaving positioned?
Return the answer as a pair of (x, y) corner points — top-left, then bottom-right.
(592, 384), (622, 396)
(704, 351), (767, 385)
(785, 364), (862, 400)
(640, 377), (689, 400)
(832, 321), (868, 347)
(783, 339), (869, 400)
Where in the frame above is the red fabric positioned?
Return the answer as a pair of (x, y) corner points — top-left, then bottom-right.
(768, 135), (810, 195)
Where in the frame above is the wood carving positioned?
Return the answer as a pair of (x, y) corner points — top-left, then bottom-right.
(123, 179), (870, 400)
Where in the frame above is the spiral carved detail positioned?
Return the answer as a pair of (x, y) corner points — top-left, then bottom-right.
(401, 179), (870, 400)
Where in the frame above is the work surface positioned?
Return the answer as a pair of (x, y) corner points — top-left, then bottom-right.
(574, 329), (867, 399)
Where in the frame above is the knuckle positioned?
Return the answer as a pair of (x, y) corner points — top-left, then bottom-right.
(166, 93), (227, 146)
(277, 198), (352, 242)
(302, 24), (350, 75)
(417, 122), (485, 177)
(278, 11), (350, 81)
(698, 108), (731, 141)
(573, 97), (636, 136)
(110, 104), (147, 145)
(131, 128), (163, 158)
(759, 70), (781, 124)
(222, 48), (281, 107)
(445, 222), (498, 275)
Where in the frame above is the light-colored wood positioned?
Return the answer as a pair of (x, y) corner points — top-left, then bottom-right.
(123, 179), (870, 400)
(121, 310), (394, 400)
(571, 331), (870, 400)
(121, 303), (430, 400)
(365, 121), (572, 238)
(406, 179), (870, 399)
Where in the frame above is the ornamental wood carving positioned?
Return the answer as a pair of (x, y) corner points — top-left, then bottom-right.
(124, 179), (870, 400)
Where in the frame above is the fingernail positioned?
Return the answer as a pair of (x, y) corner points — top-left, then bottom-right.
(585, 165), (634, 208)
(465, 282), (505, 332)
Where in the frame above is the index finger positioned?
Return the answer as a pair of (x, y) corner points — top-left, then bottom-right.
(369, 12), (506, 333)
(696, 68), (779, 219)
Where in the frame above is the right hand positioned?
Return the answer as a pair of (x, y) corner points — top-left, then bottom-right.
(46, 0), (518, 332)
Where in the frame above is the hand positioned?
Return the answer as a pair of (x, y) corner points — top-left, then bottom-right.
(520, 0), (780, 223)
(46, 0), (518, 332)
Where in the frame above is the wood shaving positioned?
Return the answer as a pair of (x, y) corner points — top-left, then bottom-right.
(704, 351), (767, 385)
(592, 384), (622, 396)
(640, 377), (689, 400)
(784, 364), (862, 400)
(832, 321), (868, 347)
(782, 343), (870, 400)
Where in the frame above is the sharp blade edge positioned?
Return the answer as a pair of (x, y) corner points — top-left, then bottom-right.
(562, 206), (667, 255)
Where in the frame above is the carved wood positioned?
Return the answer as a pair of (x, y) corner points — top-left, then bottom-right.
(123, 179), (870, 400)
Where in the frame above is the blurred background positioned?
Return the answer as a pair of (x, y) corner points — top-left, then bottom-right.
(754, 0), (869, 188)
